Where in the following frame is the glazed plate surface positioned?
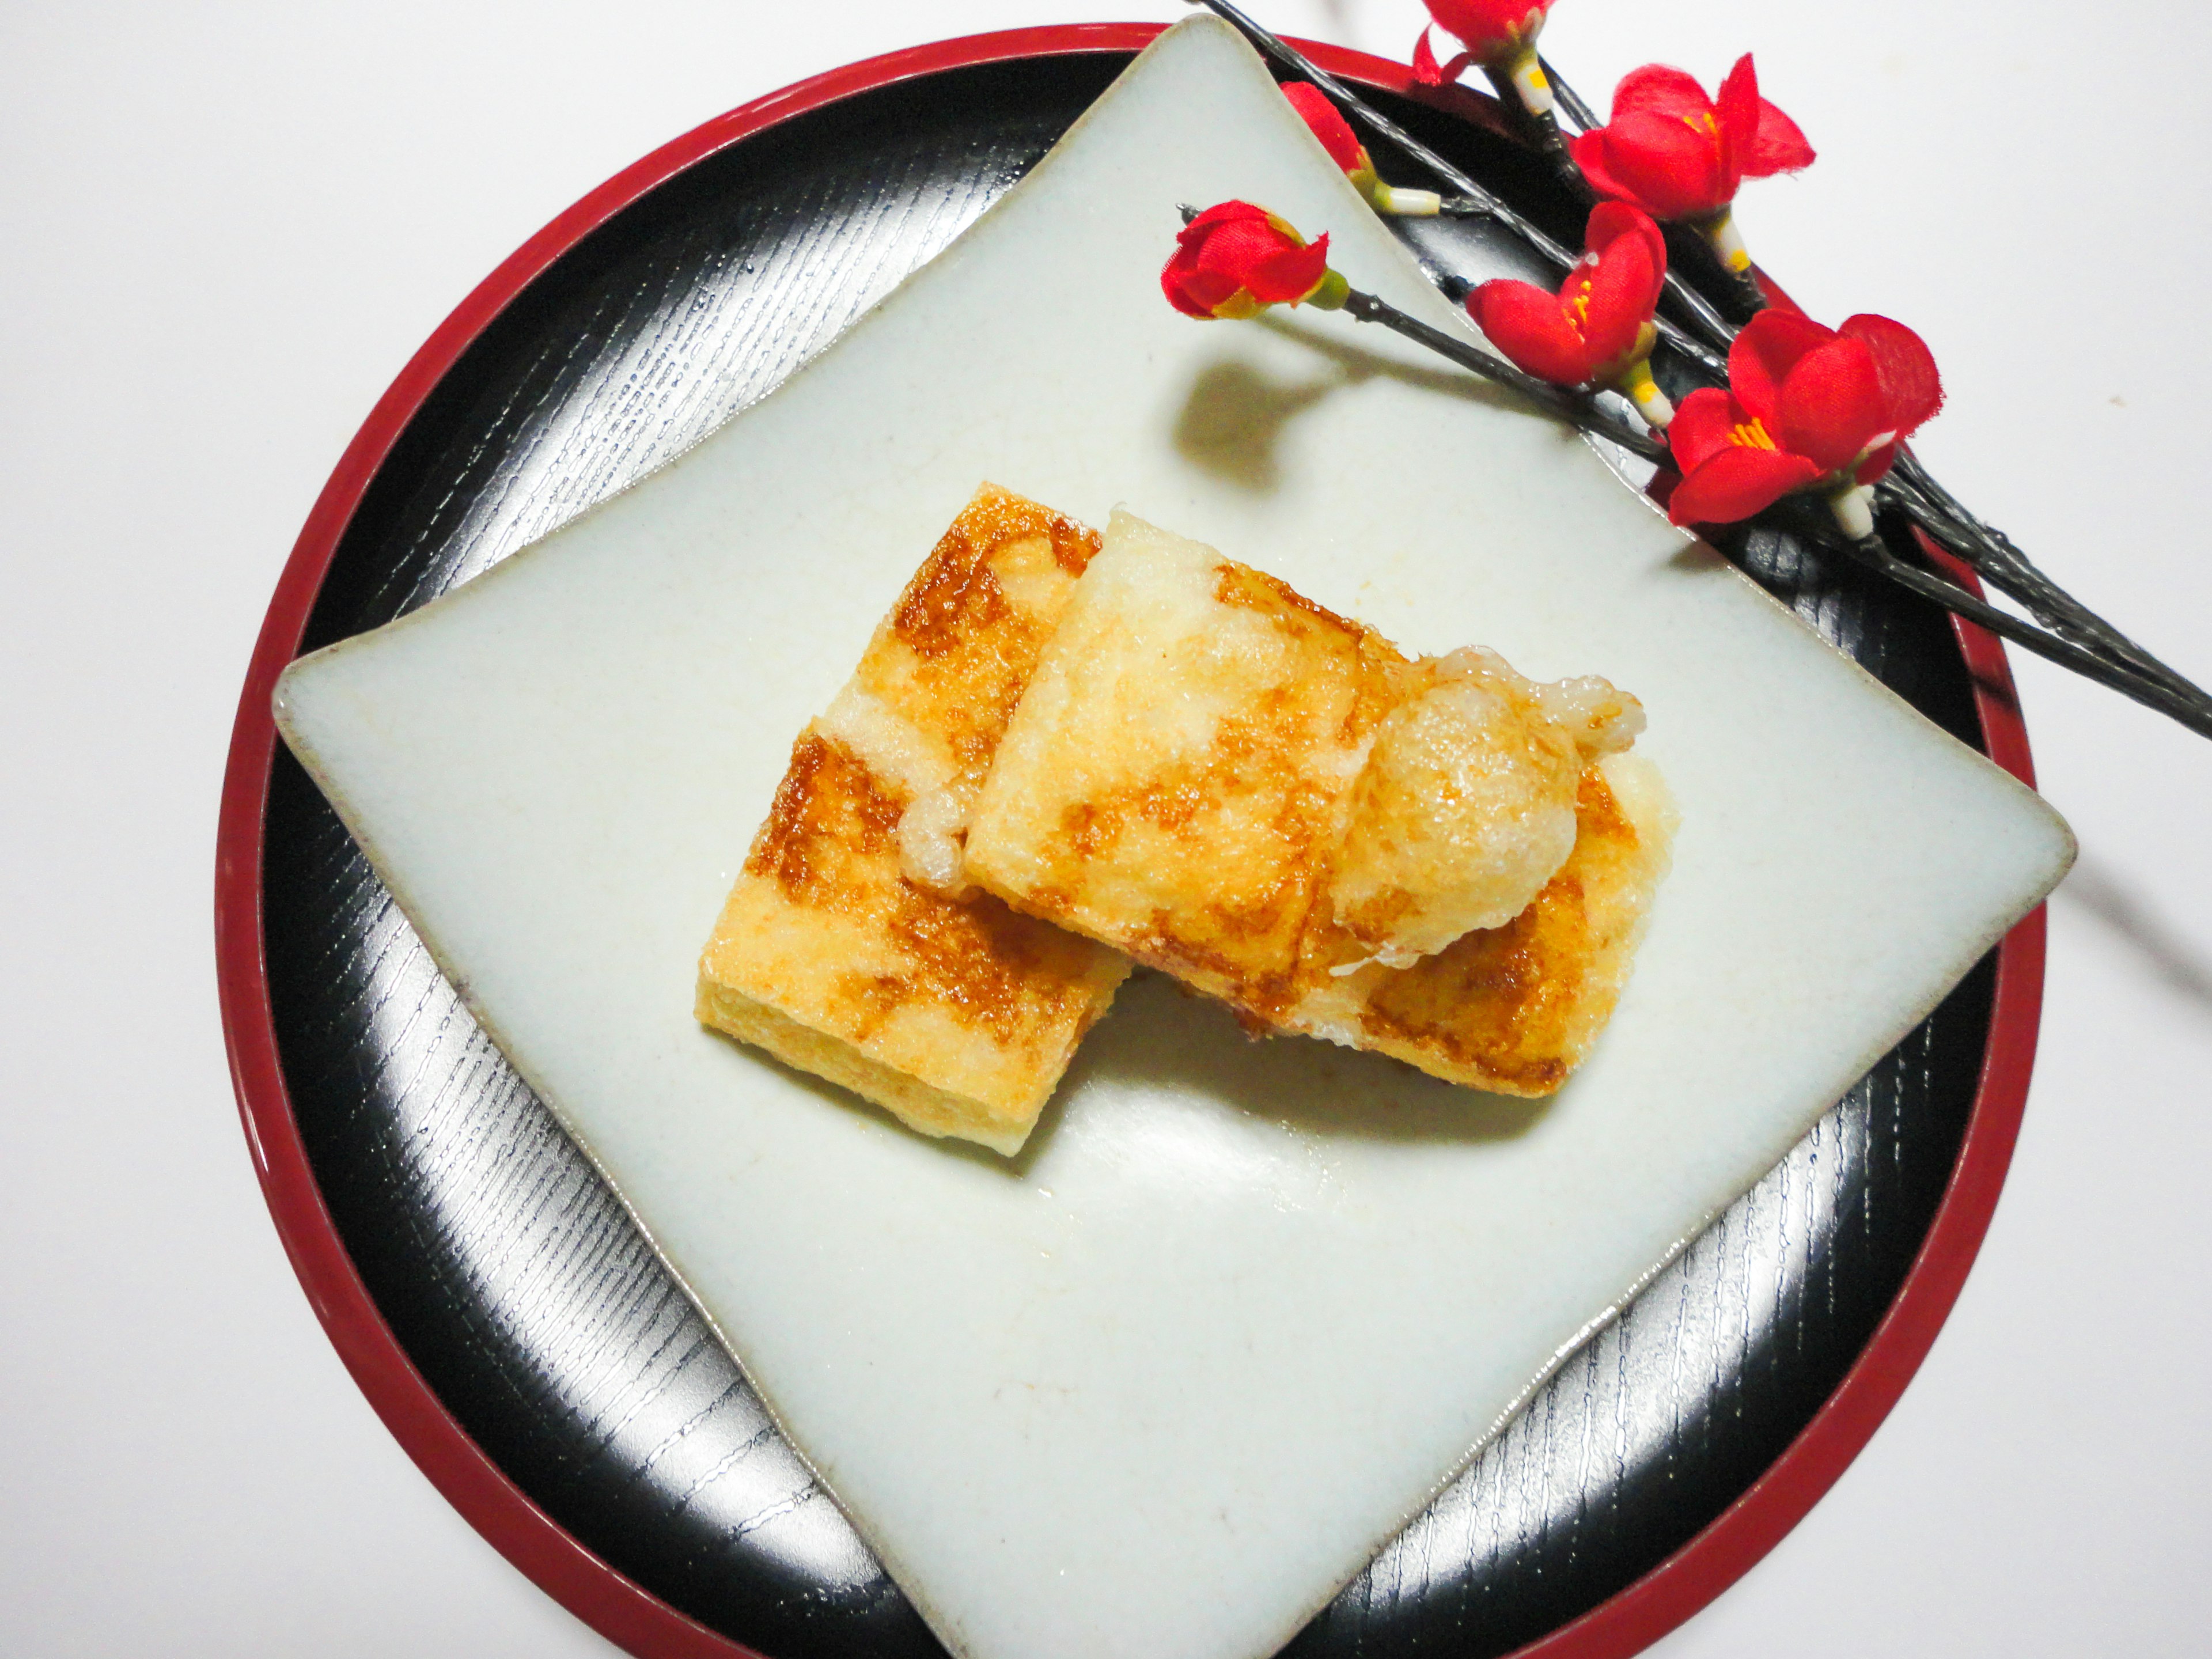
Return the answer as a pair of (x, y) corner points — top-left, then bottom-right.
(258, 20), (2069, 1659)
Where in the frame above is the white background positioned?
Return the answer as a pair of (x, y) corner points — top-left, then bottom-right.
(4, 1), (2207, 1654)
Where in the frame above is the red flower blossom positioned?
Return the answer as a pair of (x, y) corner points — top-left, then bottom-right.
(1162, 201), (1345, 320)
(1413, 1), (1555, 112)
(1468, 203), (1665, 389)
(1666, 309), (1943, 527)
(1570, 55), (1813, 228)
(1415, 0), (1551, 70)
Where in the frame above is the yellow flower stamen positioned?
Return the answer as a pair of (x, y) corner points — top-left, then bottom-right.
(1729, 416), (1778, 450)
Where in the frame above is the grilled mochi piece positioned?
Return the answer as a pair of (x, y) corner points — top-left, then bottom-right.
(963, 510), (1676, 1097)
(964, 510), (1393, 1014)
(696, 485), (1130, 1156)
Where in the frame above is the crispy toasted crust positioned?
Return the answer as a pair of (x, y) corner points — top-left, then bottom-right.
(965, 512), (1675, 1096)
(696, 487), (1130, 1153)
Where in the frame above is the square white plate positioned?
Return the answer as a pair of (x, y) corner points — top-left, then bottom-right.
(274, 19), (2073, 1659)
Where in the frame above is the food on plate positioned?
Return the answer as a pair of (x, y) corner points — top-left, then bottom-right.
(703, 487), (1671, 1131)
(695, 485), (1130, 1154)
(963, 510), (1676, 1094)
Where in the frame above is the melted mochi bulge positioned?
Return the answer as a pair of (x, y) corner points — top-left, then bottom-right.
(1329, 647), (1645, 971)
(898, 774), (984, 902)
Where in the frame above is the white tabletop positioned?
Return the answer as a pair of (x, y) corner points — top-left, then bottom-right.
(5, 2), (2206, 1654)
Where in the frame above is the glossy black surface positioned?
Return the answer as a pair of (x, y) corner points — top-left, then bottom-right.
(260, 53), (1995, 1659)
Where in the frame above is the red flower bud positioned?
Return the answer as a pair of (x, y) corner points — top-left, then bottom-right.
(1413, 1), (1554, 87)
(1280, 82), (1444, 217)
(1468, 203), (1666, 390)
(1282, 82), (1367, 176)
(1161, 201), (1346, 320)
(1667, 309), (1943, 526)
(1570, 55), (1814, 224)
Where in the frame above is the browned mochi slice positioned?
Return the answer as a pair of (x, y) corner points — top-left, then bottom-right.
(963, 510), (1393, 1016)
(696, 486), (1130, 1155)
(964, 510), (1675, 1097)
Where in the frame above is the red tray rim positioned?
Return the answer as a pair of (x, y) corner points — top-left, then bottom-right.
(212, 22), (2047, 1659)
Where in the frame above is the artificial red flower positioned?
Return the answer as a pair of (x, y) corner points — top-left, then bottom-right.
(1468, 203), (1668, 412)
(1570, 55), (1813, 243)
(1413, 1), (1555, 113)
(1162, 201), (1346, 320)
(1666, 308), (1942, 526)
(1281, 82), (1442, 216)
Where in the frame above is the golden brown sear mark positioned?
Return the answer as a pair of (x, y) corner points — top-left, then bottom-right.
(883, 892), (1082, 1044)
(744, 734), (907, 904)
(1047, 513), (1101, 574)
(751, 731), (1102, 1050)
(823, 881), (1097, 1051)
(1358, 897), (1582, 1092)
(1212, 561), (1365, 642)
(882, 499), (1101, 761)
(892, 527), (1013, 659)
(895, 495), (1103, 661)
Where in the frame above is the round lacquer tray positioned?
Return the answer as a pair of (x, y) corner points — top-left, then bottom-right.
(215, 24), (2045, 1659)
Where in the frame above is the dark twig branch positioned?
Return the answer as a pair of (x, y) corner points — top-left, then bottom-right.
(1177, 198), (1665, 463)
(1482, 66), (1586, 204)
(1338, 287), (1670, 465)
(1539, 56), (1600, 133)
(1770, 501), (2212, 740)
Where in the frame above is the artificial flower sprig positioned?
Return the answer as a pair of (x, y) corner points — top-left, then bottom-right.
(1181, 0), (2212, 741)
(1404, 2), (1813, 305)
(1159, 202), (2212, 736)
(1164, 201), (1667, 464)
(1207, 1), (1740, 374)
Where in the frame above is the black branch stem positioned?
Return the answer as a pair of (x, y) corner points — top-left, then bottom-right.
(1174, 203), (1660, 461)
(1338, 286), (1669, 465)
(1482, 65), (1585, 203)
(1779, 507), (2212, 740)
(1878, 459), (2210, 709)
(1539, 56), (1600, 133)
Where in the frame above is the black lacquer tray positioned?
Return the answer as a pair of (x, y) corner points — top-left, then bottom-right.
(218, 26), (2043, 1659)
